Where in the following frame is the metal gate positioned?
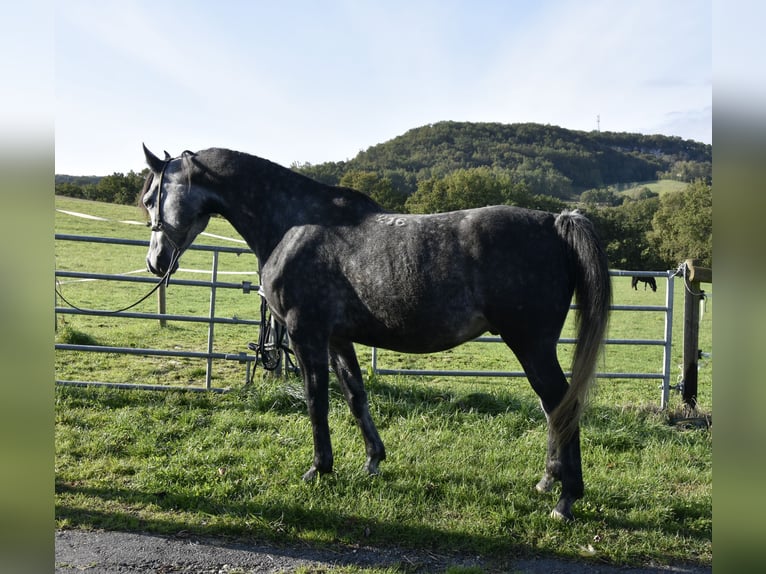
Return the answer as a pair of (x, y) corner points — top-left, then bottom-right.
(370, 270), (676, 407)
(55, 235), (677, 405)
(55, 234), (261, 392)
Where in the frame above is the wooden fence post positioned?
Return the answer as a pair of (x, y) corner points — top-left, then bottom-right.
(681, 258), (712, 409)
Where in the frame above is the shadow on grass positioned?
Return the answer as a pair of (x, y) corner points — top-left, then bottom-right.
(56, 480), (533, 570)
(55, 384), (711, 568)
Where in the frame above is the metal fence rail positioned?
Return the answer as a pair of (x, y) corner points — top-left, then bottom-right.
(55, 234), (260, 391)
(55, 235), (677, 405)
(370, 269), (676, 407)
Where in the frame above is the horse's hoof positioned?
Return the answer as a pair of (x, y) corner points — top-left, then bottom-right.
(550, 499), (575, 521)
(364, 459), (380, 475)
(302, 466), (319, 481)
(535, 474), (555, 493)
(550, 508), (573, 521)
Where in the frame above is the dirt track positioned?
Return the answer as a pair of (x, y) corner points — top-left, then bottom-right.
(55, 530), (712, 573)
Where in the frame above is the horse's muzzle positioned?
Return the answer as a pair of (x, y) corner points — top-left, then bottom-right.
(146, 255), (178, 277)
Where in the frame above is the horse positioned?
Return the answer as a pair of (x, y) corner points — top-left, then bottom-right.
(631, 276), (657, 292)
(140, 145), (612, 520)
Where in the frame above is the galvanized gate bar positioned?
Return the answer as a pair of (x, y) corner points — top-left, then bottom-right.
(370, 269), (677, 407)
(205, 250), (219, 390)
(55, 342), (253, 360)
(55, 234), (681, 405)
(661, 272), (675, 408)
(54, 307), (260, 326)
(56, 270), (250, 291)
(55, 233), (253, 255)
(55, 234), (259, 392)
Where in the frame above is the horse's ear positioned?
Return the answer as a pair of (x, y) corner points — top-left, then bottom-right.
(163, 151), (171, 160)
(143, 143), (165, 173)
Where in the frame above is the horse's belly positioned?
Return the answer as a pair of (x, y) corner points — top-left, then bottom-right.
(341, 307), (490, 354)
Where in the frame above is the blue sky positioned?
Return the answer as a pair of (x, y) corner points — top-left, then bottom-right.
(54, 0), (711, 176)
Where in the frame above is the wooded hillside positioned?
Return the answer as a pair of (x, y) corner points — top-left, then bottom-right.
(55, 121), (711, 269)
(294, 121), (711, 199)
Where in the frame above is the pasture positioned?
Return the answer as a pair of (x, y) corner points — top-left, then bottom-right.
(55, 196), (712, 570)
(617, 179), (688, 199)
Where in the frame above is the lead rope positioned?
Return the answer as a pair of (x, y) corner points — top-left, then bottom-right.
(56, 155), (182, 315)
(247, 295), (297, 382)
(54, 247), (181, 315)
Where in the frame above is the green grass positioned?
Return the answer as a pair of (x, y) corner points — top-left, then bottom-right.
(617, 179), (688, 199)
(55, 381), (711, 569)
(54, 196), (712, 570)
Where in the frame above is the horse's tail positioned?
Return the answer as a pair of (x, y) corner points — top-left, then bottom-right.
(551, 209), (612, 445)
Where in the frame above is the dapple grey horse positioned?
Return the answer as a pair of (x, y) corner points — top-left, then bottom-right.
(141, 145), (611, 520)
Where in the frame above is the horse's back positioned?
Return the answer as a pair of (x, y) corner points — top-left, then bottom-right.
(262, 205), (578, 352)
(339, 206), (574, 347)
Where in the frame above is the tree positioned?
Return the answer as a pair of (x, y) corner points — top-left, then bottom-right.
(404, 167), (566, 214)
(339, 170), (407, 212)
(587, 197), (662, 270)
(580, 188), (624, 206)
(405, 167), (508, 213)
(513, 156), (574, 198)
(648, 180), (712, 268)
(55, 181), (86, 199)
(293, 161), (346, 186)
(90, 171), (146, 204)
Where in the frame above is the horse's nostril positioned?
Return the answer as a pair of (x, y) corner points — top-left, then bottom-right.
(146, 259), (162, 277)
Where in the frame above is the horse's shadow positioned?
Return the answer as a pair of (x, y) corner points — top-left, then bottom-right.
(238, 372), (540, 420)
(56, 385), (710, 568)
(363, 374), (535, 418)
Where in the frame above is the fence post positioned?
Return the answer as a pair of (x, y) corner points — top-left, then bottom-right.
(681, 258), (712, 409)
(206, 250), (219, 391)
(661, 271), (675, 409)
(158, 284), (167, 327)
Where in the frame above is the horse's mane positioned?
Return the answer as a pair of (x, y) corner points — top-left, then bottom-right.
(136, 171), (154, 218)
(136, 147), (387, 220)
(189, 148), (386, 213)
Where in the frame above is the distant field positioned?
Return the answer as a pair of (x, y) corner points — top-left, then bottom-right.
(617, 179), (688, 198)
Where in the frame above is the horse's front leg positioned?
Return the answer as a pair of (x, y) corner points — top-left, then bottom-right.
(330, 340), (386, 474)
(291, 341), (333, 481)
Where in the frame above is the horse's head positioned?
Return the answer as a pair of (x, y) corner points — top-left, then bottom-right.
(141, 145), (213, 277)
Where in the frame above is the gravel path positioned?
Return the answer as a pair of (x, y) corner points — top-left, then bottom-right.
(55, 530), (712, 573)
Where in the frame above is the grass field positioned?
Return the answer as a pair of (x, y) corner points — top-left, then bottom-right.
(617, 179), (688, 199)
(54, 196), (712, 571)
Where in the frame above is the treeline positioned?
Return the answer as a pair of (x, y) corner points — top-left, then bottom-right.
(295, 121), (711, 199)
(588, 179), (712, 270)
(291, 121), (712, 269)
(55, 121), (711, 269)
(56, 170), (147, 205)
(335, 166), (711, 269)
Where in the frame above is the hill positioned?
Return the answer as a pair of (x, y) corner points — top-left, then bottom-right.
(295, 121), (711, 199)
(56, 122), (711, 206)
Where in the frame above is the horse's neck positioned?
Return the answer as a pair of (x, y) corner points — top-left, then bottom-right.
(218, 190), (286, 264)
(210, 153), (381, 264)
(214, 163), (317, 263)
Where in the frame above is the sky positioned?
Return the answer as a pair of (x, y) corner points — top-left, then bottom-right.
(54, 0), (712, 176)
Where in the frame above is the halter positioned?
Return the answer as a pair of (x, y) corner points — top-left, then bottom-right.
(149, 154), (185, 261)
(55, 152), (186, 314)
(150, 154), (172, 234)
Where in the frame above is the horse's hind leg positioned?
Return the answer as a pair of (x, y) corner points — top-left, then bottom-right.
(330, 340), (386, 474)
(510, 339), (585, 520)
(289, 339), (334, 481)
